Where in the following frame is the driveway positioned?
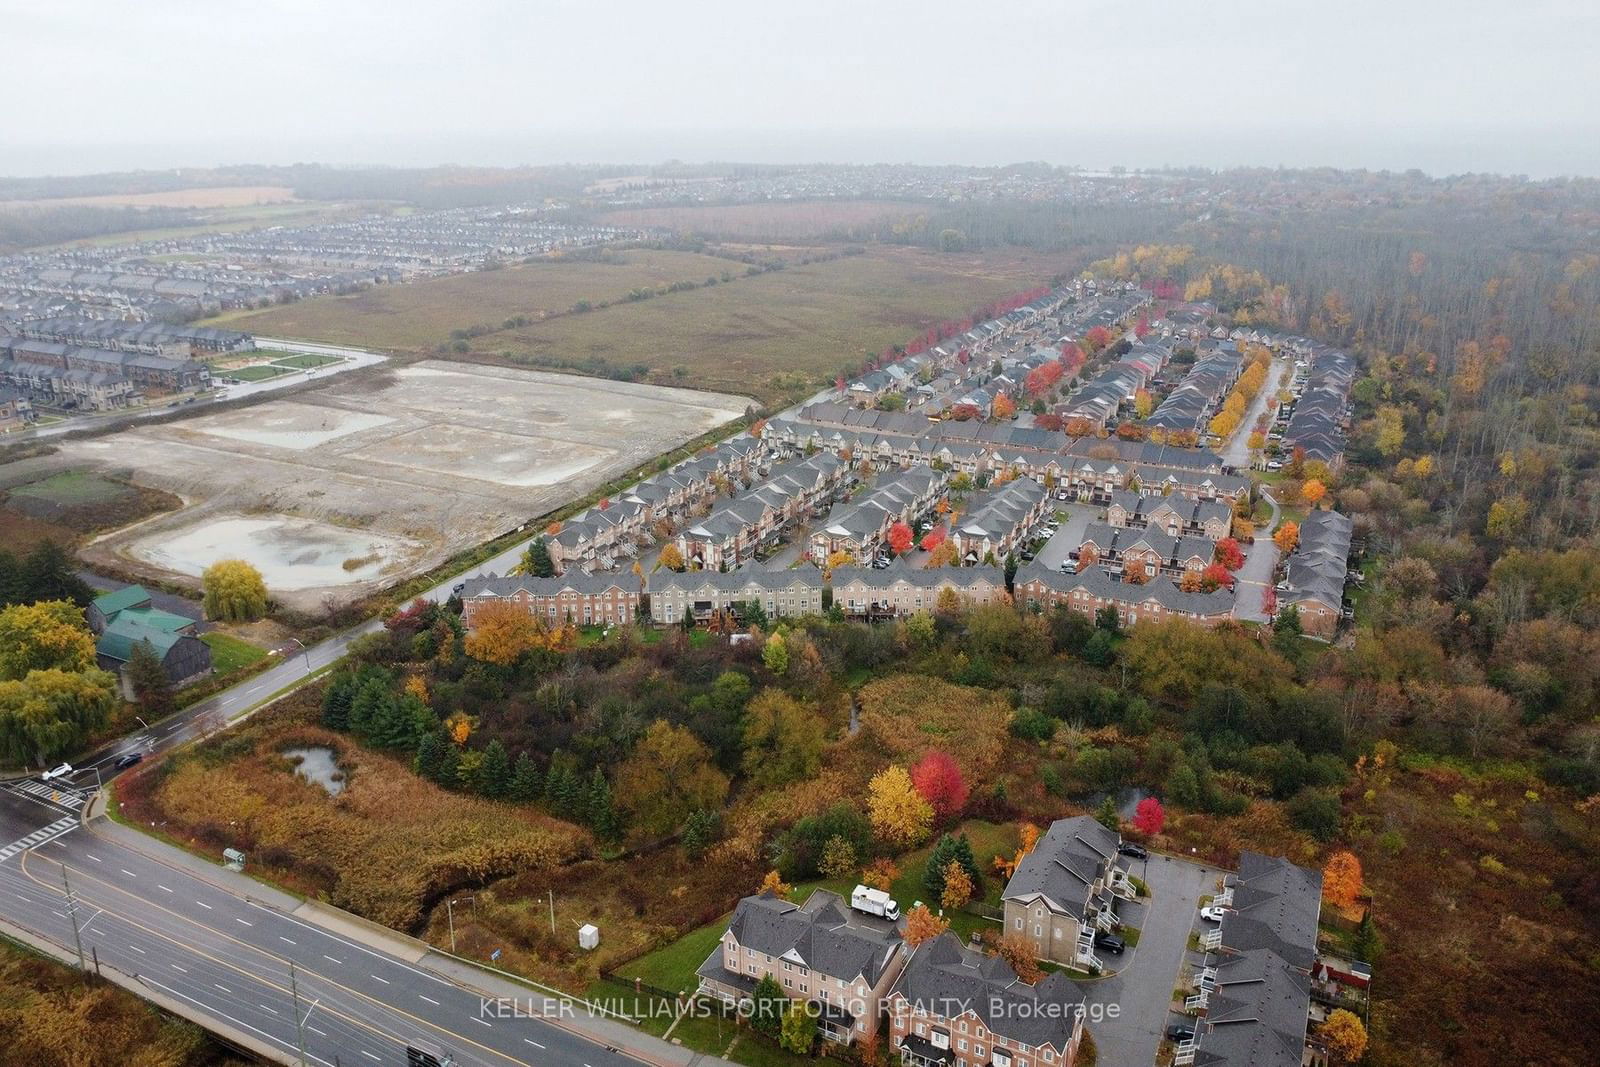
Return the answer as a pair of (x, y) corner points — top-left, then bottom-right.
(1220, 356), (1289, 469)
(1232, 490), (1280, 623)
(1033, 502), (1098, 572)
(1077, 852), (1221, 1066)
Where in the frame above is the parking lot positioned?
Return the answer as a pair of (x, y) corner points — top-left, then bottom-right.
(1078, 850), (1224, 1066)
(1030, 499), (1099, 571)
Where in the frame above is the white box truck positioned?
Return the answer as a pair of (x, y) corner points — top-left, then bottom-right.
(851, 884), (900, 921)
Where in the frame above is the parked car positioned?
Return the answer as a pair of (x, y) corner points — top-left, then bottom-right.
(1266, 460), (1283, 471)
(1093, 933), (1125, 954)
(1118, 843), (1149, 860)
(450, 582), (466, 597)
(41, 762), (73, 781)
(1200, 904), (1228, 922)
(114, 752), (144, 770)
(1166, 1023), (1196, 1042)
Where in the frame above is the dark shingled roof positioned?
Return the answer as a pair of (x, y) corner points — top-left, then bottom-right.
(891, 933), (1084, 1051)
(1192, 949), (1312, 1067)
(1001, 815), (1121, 919)
(721, 891), (903, 986)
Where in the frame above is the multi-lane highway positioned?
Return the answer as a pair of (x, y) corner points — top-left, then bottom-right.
(0, 534), (703, 1066)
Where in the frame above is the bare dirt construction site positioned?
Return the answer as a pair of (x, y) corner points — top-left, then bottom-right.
(59, 361), (749, 611)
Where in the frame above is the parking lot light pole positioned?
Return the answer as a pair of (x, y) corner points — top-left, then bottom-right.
(446, 896), (475, 954)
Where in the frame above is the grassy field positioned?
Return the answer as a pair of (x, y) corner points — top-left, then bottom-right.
(218, 364), (292, 382)
(482, 245), (1082, 402)
(597, 200), (924, 239)
(199, 248), (752, 346)
(8, 469), (130, 506)
(271, 353), (340, 369)
(199, 631), (268, 674)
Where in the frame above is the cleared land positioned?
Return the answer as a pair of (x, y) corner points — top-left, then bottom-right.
(597, 199), (923, 239)
(200, 248), (751, 346)
(62, 361), (749, 611)
(478, 245), (1084, 400)
(1, 185), (297, 209)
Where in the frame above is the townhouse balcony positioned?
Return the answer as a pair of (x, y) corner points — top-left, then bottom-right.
(1172, 1041), (1198, 1066)
(1184, 990), (1209, 1011)
(1196, 965), (1217, 990)
(1199, 928), (1222, 951)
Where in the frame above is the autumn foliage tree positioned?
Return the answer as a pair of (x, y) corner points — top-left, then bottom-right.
(201, 559), (268, 622)
(1322, 851), (1364, 912)
(1320, 1009), (1369, 1064)
(1273, 521), (1300, 553)
(1214, 537), (1245, 571)
(919, 527), (946, 552)
(463, 602), (572, 666)
(657, 542), (686, 572)
(1132, 796), (1165, 836)
(759, 869), (793, 899)
(862, 858), (899, 891)
(940, 860), (974, 910)
(868, 764), (934, 847)
(887, 522), (914, 556)
(991, 933), (1043, 983)
(1301, 478), (1328, 507)
(992, 393), (1016, 419)
(1199, 563), (1235, 592)
(903, 904), (949, 946)
(910, 750), (969, 821)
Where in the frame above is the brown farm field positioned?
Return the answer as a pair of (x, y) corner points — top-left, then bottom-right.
(201, 248), (751, 346)
(597, 199), (925, 239)
(478, 245), (1083, 401)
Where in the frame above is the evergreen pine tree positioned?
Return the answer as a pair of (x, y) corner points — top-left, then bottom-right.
(0, 548), (23, 607)
(479, 740), (512, 798)
(586, 768), (620, 840)
(414, 730), (449, 782)
(434, 742), (460, 789)
(522, 538), (555, 578)
(322, 671), (357, 731)
(347, 677), (391, 738)
(1096, 794), (1122, 832)
(681, 809), (718, 859)
(126, 639), (174, 716)
(509, 752), (542, 802)
(21, 541), (94, 606)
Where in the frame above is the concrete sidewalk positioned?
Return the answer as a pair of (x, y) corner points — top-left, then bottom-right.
(84, 796), (731, 1067)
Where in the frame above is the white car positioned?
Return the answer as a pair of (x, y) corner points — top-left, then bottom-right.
(1200, 905), (1228, 923)
(41, 762), (73, 782)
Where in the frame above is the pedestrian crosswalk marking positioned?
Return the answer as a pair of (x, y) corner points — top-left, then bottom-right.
(5, 779), (88, 810)
(0, 816), (78, 862)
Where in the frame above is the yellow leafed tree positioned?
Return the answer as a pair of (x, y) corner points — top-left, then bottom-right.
(867, 764), (933, 847)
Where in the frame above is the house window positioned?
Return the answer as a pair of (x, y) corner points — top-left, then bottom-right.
(1015, 918), (1023, 930)
(1034, 924), (1042, 936)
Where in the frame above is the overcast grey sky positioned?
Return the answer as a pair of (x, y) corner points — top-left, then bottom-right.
(5, 0), (1598, 177)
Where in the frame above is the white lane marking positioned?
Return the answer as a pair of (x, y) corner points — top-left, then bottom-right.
(361, 1053), (380, 1062)
(235, 917), (253, 927)
(157, 884), (172, 893)
(171, 963), (188, 973)
(323, 954), (342, 964)
(89, 928), (104, 936)
(120, 868), (137, 878)
(526, 1039), (545, 1049)
(214, 983), (232, 993)
(308, 1025), (328, 1037)
(419, 994), (440, 1006)
(370, 973), (389, 984)
(195, 900), (212, 910)
(13, 893), (30, 903)
(279, 936), (296, 945)
(86, 854), (101, 863)
(260, 1004), (279, 1015)
(472, 1017), (491, 1027)
(129, 944), (145, 954)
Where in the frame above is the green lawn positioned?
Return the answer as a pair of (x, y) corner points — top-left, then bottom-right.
(9, 470), (129, 506)
(616, 914), (729, 995)
(220, 364), (293, 382)
(201, 631), (268, 674)
(271, 353), (341, 369)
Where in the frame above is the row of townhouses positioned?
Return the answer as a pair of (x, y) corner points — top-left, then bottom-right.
(1277, 510), (1354, 640)
(1076, 522), (1219, 581)
(950, 478), (1050, 563)
(0, 335), (211, 411)
(1015, 562), (1236, 629)
(808, 466), (950, 564)
(1278, 346), (1356, 470)
(676, 452), (846, 571)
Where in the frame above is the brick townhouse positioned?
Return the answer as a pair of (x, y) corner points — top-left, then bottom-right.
(458, 573), (641, 628)
(650, 566), (824, 625)
(1000, 816), (1136, 970)
(1014, 563), (1235, 629)
(1076, 522), (1216, 580)
(950, 477), (1048, 564)
(697, 890), (908, 1046)
(887, 932), (1087, 1067)
(830, 561), (1004, 620)
(1105, 490), (1233, 541)
(1278, 509), (1352, 640)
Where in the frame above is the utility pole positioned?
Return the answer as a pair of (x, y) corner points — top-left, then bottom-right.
(61, 866), (86, 974)
(548, 889), (556, 935)
(446, 896), (474, 954)
(289, 961), (309, 1067)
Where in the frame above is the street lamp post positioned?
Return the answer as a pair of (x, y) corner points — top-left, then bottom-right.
(446, 896), (475, 954)
(284, 638), (311, 670)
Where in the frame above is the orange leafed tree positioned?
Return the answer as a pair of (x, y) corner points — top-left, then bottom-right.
(991, 933), (1043, 983)
(940, 860), (975, 910)
(862, 858), (899, 891)
(1273, 521), (1300, 554)
(993, 823), (1040, 879)
(759, 869), (793, 899)
(462, 601), (542, 666)
(992, 393), (1016, 418)
(903, 904), (949, 946)
(1301, 479), (1327, 507)
(1322, 850), (1363, 911)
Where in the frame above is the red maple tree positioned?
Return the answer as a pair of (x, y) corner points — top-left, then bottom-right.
(887, 522), (914, 555)
(910, 750), (969, 821)
(1132, 796), (1165, 835)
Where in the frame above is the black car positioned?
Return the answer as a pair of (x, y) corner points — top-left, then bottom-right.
(113, 752), (144, 770)
(1166, 1023), (1196, 1042)
(1093, 933), (1125, 954)
(1118, 842), (1149, 860)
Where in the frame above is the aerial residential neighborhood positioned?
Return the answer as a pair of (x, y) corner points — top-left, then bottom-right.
(1, 8), (1595, 1067)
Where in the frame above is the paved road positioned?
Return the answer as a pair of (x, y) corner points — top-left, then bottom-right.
(1233, 490), (1281, 624)
(1219, 356), (1289, 470)
(0, 526), (702, 1066)
(1080, 853), (1220, 1066)
(1033, 501), (1098, 572)
(0, 798), (672, 1067)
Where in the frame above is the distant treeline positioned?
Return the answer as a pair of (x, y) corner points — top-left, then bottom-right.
(0, 204), (197, 252)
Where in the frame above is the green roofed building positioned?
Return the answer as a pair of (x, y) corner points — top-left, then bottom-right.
(88, 584), (212, 698)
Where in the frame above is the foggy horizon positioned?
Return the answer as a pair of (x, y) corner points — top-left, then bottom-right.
(5, 0), (1599, 182)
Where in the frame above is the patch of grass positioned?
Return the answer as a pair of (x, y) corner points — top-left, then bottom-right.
(9, 469), (129, 506)
(220, 364), (293, 382)
(616, 914), (730, 995)
(270, 353), (341, 369)
(200, 631), (268, 674)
